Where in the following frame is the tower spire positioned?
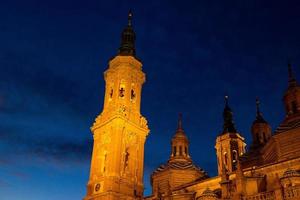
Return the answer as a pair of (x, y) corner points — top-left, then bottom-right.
(128, 10), (132, 26)
(222, 95), (237, 134)
(288, 62), (297, 88)
(169, 114), (190, 162)
(177, 113), (183, 130)
(256, 98), (260, 117)
(254, 98), (266, 123)
(118, 10), (136, 56)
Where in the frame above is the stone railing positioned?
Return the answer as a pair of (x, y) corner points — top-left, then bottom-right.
(242, 191), (275, 200)
(284, 185), (300, 199)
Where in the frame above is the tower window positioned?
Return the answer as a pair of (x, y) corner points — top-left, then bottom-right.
(292, 101), (297, 114)
(179, 146), (182, 156)
(119, 87), (125, 97)
(131, 89), (136, 101)
(263, 132), (267, 143)
(103, 153), (107, 173)
(109, 89), (113, 99)
(256, 133), (260, 143)
(124, 149), (130, 171)
(173, 146), (176, 156)
(224, 152), (228, 165)
(232, 150), (237, 162)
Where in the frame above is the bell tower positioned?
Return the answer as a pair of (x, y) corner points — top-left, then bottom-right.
(84, 11), (149, 200)
(215, 96), (246, 175)
(283, 63), (300, 118)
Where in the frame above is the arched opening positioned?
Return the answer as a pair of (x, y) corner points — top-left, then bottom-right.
(292, 101), (298, 114)
(131, 89), (136, 101)
(224, 152), (228, 166)
(173, 146), (176, 156)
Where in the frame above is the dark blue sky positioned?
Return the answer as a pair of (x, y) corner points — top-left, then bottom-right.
(0, 0), (300, 199)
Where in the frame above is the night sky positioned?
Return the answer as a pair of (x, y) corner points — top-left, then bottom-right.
(1, 0), (300, 199)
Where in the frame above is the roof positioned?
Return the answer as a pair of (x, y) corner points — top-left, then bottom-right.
(152, 161), (208, 177)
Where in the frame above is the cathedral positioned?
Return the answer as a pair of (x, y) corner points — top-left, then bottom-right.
(83, 12), (300, 200)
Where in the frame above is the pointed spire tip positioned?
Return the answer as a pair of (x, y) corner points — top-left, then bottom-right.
(128, 10), (133, 26)
(177, 113), (183, 130)
(225, 95), (229, 107)
(256, 97), (260, 116)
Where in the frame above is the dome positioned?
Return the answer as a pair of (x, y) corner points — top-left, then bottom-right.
(153, 161), (208, 178)
(197, 188), (217, 200)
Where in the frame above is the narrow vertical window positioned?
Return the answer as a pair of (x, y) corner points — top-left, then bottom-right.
(131, 89), (136, 101)
(173, 146), (176, 156)
(263, 132), (267, 143)
(224, 152), (228, 165)
(256, 133), (260, 143)
(124, 148), (130, 171)
(109, 89), (113, 99)
(185, 147), (187, 155)
(292, 101), (297, 114)
(179, 146), (182, 156)
(103, 153), (107, 173)
(119, 87), (125, 97)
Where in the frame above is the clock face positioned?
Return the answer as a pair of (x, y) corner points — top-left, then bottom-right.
(95, 183), (101, 192)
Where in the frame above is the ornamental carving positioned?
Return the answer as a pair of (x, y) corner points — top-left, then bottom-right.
(101, 133), (111, 145)
(125, 132), (137, 145)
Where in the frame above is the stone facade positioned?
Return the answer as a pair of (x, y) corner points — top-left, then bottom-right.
(84, 12), (300, 200)
(84, 12), (149, 200)
(145, 67), (300, 200)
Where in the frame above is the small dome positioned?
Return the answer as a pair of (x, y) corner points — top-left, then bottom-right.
(173, 129), (188, 140)
(201, 188), (217, 197)
(282, 168), (300, 178)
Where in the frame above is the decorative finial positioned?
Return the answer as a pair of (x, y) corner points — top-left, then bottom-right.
(225, 95), (229, 107)
(253, 97), (267, 123)
(287, 61), (298, 87)
(222, 94), (237, 134)
(128, 10), (133, 26)
(118, 10), (136, 56)
(256, 97), (260, 117)
(178, 113), (183, 130)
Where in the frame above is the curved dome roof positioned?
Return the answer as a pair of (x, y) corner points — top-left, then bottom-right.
(197, 188), (218, 199)
(152, 160), (208, 178)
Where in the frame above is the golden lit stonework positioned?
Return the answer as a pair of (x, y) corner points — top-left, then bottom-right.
(85, 12), (300, 200)
(84, 11), (149, 200)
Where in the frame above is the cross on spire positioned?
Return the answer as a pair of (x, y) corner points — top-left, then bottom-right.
(256, 97), (261, 117)
(118, 10), (136, 56)
(128, 10), (133, 26)
(177, 113), (183, 130)
(222, 95), (237, 134)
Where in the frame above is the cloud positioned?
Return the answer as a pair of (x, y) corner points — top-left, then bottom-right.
(0, 123), (92, 166)
(0, 79), (93, 168)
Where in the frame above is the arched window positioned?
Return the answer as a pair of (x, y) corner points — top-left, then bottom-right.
(109, 89), (113, 99)
(224, 152), (228, 165)
(232, 150), (238, 161)
(292, 101), (297, 114)
(119, 87), (125, 97)
(263, 132), (267, 143)
(131, 89), (136, 101)
(256, 133), (260, 143)
(103, 153), (107, 173)
(173, 146), (176, 156)
(124, 148), (130, 171)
